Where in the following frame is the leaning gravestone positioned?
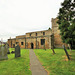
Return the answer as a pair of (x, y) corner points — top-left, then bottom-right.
(0, 45), (8, 60)
(63, 45), (70, 60)
(15, 45), (20, 58)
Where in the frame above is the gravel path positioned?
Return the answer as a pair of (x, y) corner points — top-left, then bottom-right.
(29, 49), (48, 75)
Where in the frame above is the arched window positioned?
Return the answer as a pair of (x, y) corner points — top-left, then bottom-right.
(43, 32), (45, 35)
(41, 39), (45, 45)
(36, 33), (37, 36)
(21, 42), (24, 45)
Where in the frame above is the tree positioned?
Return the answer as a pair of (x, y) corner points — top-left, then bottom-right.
(57, 0), (75, 49)
(48, 27), (51, 30)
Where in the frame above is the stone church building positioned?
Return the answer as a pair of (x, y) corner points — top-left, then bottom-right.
(8, 18), (67, 49)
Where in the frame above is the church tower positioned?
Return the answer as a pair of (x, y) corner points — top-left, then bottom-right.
(51, 18), (67, 48)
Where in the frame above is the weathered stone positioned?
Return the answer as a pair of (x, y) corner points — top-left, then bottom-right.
(8, 30), (52, 49)
(52, 18), (68, 48)
(0, 45), (8, 60)
(63, 45), (70, 60)
(8, 18), (68, 49)
(15, 45), (20, 58)
(7, 45), (10, 54)
(0, 47), (2, 57)
(0, 46), (1, 50)
(5, 44), (8, 51)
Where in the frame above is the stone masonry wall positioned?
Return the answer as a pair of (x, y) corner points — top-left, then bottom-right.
(25, 30), (52, 49)
(26, 30), (51, 37)
(51, 18), (68, 48)
(16, 38), (25, 48)
(8, 29), (52, 49)
(8, 39), (16, 48)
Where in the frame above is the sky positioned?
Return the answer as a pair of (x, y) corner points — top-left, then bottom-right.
(0, 0), (64, 42)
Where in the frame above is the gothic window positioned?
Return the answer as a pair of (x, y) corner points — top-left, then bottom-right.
(41, 39), (45, 45)
(16, 42), (18, 44)
(36, 33), (37, 36)
(43, 32), (45, 35)
(21, 42), (24, 45)
(30, 33), (31, 36)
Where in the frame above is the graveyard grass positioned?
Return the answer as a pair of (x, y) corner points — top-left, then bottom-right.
(34, 49), (75, 75)
(0, 48), (32, 75)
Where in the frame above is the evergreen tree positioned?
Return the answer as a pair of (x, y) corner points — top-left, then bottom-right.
(57, 0), (75, 49)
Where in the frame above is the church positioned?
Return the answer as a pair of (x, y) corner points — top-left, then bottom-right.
(8, 18), (67, 49)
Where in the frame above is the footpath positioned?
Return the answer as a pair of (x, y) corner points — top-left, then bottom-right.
(29, 49), (48, 75)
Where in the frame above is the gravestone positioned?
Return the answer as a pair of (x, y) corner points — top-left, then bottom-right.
(0, 45), (8, 60)
(15, 45), (20, 58)
(7, 45), (10, 54)
(0, 46), (1, 50)
(7, 50), (10, 54)
(63, 45), (70, 60)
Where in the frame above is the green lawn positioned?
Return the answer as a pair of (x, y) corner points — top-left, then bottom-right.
(34, 49), (75, 75)
(0, 48), (32, 75)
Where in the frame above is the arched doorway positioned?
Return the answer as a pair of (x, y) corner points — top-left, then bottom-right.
(31, 43), (34, 49)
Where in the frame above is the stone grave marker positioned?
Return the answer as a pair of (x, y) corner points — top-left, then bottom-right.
(0, 46), (1, 50)
(5, 44), (8, 51)
(7, 50), (10, 54)
(0, 46), (2, 59)
(15, 45), (20, 58)
(0, 45), (8, 60)
(6, 44), (10, 54)
(63, 45), (70, 60)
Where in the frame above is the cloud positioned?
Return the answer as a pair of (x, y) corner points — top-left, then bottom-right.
(0, 0), (64, 41)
